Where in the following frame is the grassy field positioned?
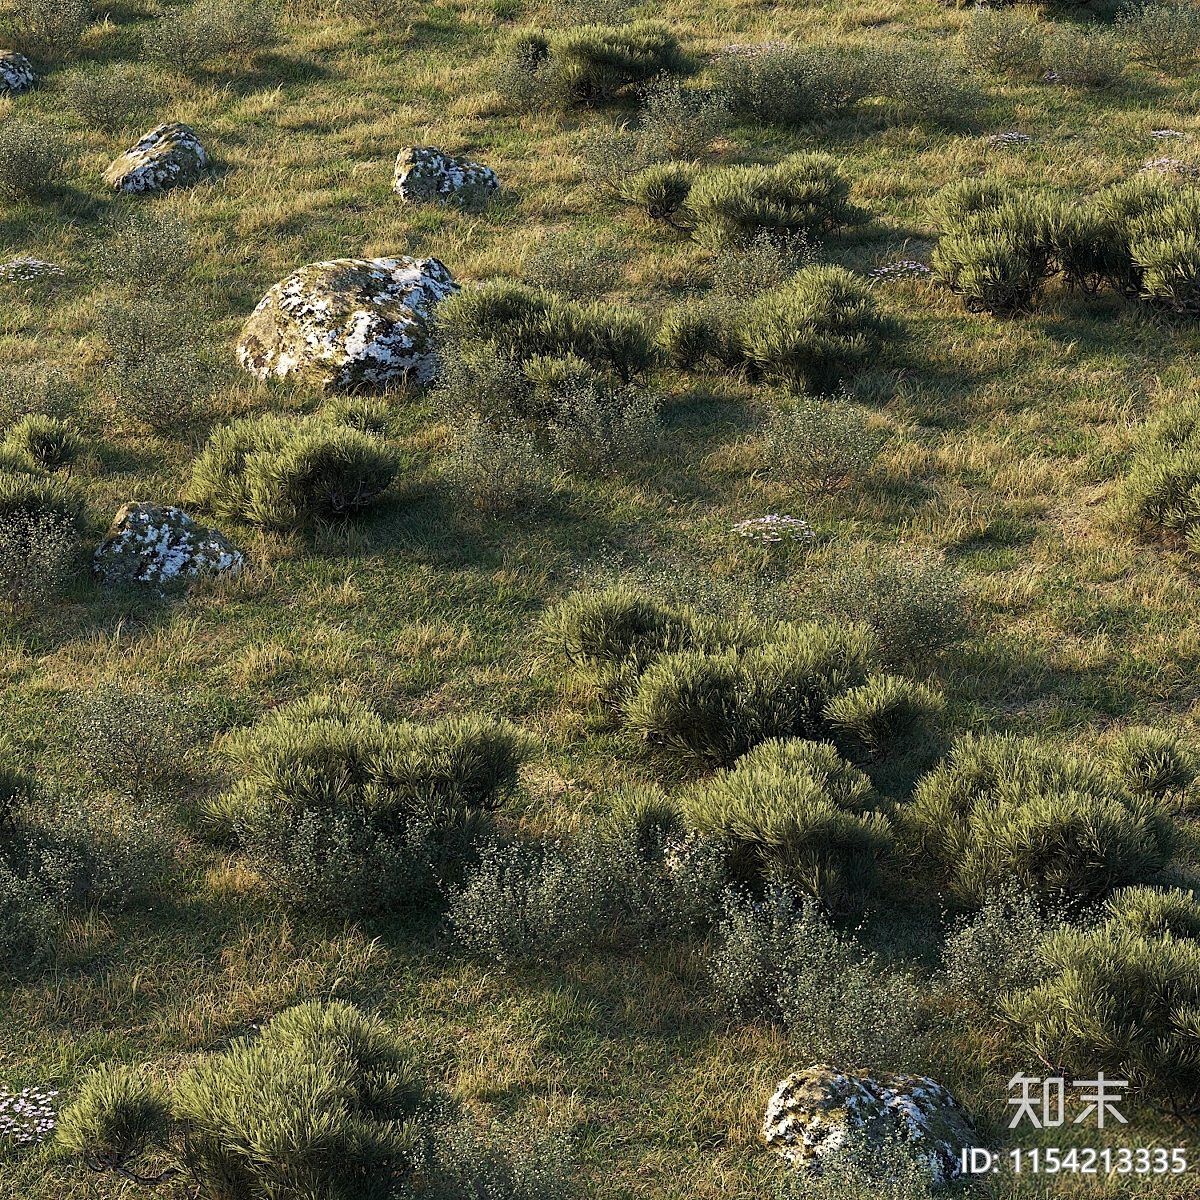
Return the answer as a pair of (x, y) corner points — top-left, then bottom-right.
(6, 0), (1200, 1193)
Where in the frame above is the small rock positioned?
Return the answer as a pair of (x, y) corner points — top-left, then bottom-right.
(393, 147), (499, 206)
(236, 255), (457, 390)
(0, 53), (35, 94)
(95, 503), (244, 585)
(762, 1065), (977, 1186)
(102, 123), (207, 194)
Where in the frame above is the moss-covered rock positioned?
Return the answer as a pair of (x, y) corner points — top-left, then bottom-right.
(762, 1065), (976, 1184)
(392, 147), (499, 205)
(94, 502), (244, 584)
(102, 123), (206, 194)
(0, 54), (35, 94)
(236, 256), (457, 389)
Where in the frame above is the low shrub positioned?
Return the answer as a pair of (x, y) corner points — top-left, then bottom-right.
(931, 186), (1063, 313)
(0, 859), (55, 976)
(622, 621), (877, 765)
(449, 825), (723, 960)
(1117, 1), (1200, 70)
(143, 0), (277, 72)
(959, 8), (1045, 76)
(521, 233), (621, 298)
(618, 163), (694, 228)
(1043, 27), (1127, 87)
(823, 675), (944, 757)
(6, 0), (87, 62)
(709, 228), (816, 298)
(1112, 394), (1200, 546)
(1128, 189), (1200, 315)
(209, 695), (530, 915)
(547, 20), (686, 103)
(900, 733), (1176, 907)
(1105, 727), (1196, 799)
(763, 400), (887, 493)
(736, 266), (891, 394)
(634, 81), (726, 162)
(822, 545), (969, 666)
(683, 738), (889, 910)
(95, 211), (192, 294)
(61, 1001), (430, 1194)
(688, 153), (853, 247)
(445, 417), (555, 515)
(75, 685), (202, 801)
(61, 65), (161, 134)
(189, 414), (399, 528)
(711, 888), (922, 1070)
(716, 43), (871, 126)
(547, 380), (660, 469)
(0, 511), (75, 610)
(867, 45), (974, 124)
(0, 120), (66, 199)
(4, 415), (82, 473)
(320, 395), (391, 436)
(436, 281), (655, 383)
(1001, 887), (1200, 1119)
(0, 470), (84, 527)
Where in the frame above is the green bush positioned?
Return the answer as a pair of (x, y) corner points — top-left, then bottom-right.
(320, 395), (391, 436)
(0, 119), (66, 199)
(1112, 394), (1200, 547)
(143, 0), (277, 72)
(932, 188), (1063, 313)
(3, 415), (82, 473)
(209, 695), (530, 915)
(716, 43), (871, 126)
(711, 888), (921, 1069)
(823, 675), (944, 757)
(0, 510), (74, 611)
(522, 232), (621, 298)
(1001, 887), (1200, 1119)
(0, 470), (84, 528)
(188, 414), (398, 528)
(1105, 727), (1195, 799)
(622, 621), (877, 765)
(763, 399), (887, 493)
(735, 266), (891, 394)
(56, 1066), (171, 1174)
(95, 211), (192, 294)
(901, 733), (1176, 907)
(61, 65), (161, 133)
(547, 381), (660, 469)
(683, 738), (889, 910)
(1044, 27), (1126, 87)
(445, 416), (555, 515)
(1117, 1), (1200, 70)
(709, 228), (816, 298)
(634, 81), (726, 162)
(547, 20), (686, 103)
(867, 45), (974, 123)
(688, 153), (853, 248)
(7, 0), (87, 62)
(1128, 189), (1200, 315)
(618, 163), (694, 227)
(959, 8), (1045, 76)
(0, 859), (55, 976)
(436, 281), (654, 384)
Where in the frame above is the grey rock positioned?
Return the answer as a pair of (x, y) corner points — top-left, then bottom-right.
(95, 503), (244, 584)
(103, 123), (207, 194)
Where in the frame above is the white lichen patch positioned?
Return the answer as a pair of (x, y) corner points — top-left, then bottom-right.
(762, 1065), (977, 1186)
(94, 503), (244, 585)
(235, 256), (458, 390)
(102, 123), (207, 194)
(393, 147), (499, 206)
(0, 259), (64, 282)
(0, 53), (35, 94)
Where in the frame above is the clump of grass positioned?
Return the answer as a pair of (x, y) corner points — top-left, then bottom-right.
(1105, 727), (1196, 799)
(3, 415), (82, 472)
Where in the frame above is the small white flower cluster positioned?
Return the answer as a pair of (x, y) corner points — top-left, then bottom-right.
(0, 1087), (57, 1146)
(1141, 157), (1200, 177)
(869, 260), (933, 281)
(0, 258), (65, 282)
(732, 514), (816, 545)
(988, 131), (1031, 146)
(1044, 70), (1061, 83)
(1152, 129), (1188, 140)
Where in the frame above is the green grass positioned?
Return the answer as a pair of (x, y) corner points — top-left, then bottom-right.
(6, 0), (1200, 1194)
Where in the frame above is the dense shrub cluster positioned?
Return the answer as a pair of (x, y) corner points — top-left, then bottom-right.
(61, 65), (162, 133)
(0, 119), (67, 199)
(189, 413), (399, 528)
(499, 20), (686, 108)
(1003, 887), (1200, 1119)
(900, 733), (1176, 907)
(6, 0), (88, 62)
(204, 695), (531, 917)
(659, 265), (893, 394)
(763, 400), (887, 494)
(1117, 1), (1200, 71)
(143, 0), (277, 73)
(933, 174), (1200, 316)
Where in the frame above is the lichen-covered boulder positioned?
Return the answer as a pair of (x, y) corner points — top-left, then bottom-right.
(0, 53), (35, 94)
(94, 503), (244, 585)
(236, 256), (457, 389)
(393, 147), (499, 205)
(762, 1066), (977, 1185)
(102, 123), (207, 194)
